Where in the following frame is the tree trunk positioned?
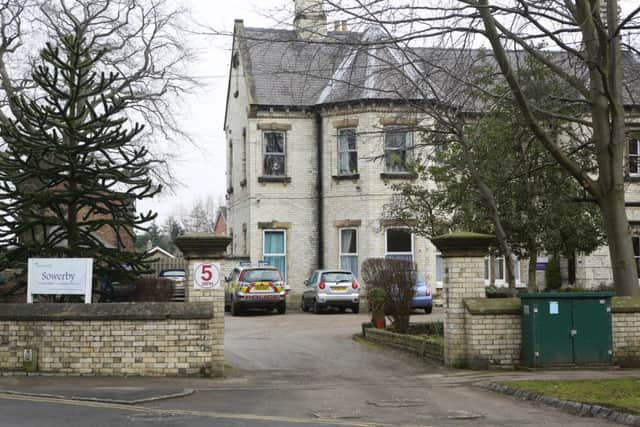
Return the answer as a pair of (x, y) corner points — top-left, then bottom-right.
(528, 250), (537, 292)
(599, 190), (640, 296)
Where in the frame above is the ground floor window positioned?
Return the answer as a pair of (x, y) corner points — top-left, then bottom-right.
(385, 228), (413, 262)
(435, 252), (443, 288)
(633, 237), (640, 275)
(485, 255), (522, 287)
(264, 230), (286, 279)
(339, 228), (358, 277)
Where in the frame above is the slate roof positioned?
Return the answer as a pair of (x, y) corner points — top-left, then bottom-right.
(238, 24), (640, 109)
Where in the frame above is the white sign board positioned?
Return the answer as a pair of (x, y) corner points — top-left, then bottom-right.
(193, 263), (220, 289)
(27, 258), (93, 303)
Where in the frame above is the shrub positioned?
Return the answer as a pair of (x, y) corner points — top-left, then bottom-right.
(544, 256), (562, 291)
(362, 257), (415, 333)
(132, 277), (175, 302)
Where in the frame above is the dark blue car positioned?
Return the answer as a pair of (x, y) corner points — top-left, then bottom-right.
(412, 271), (433, 314)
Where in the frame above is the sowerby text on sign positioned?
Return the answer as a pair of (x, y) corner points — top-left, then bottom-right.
(27, 258), (93, 303)
(193, 263), (221, 289)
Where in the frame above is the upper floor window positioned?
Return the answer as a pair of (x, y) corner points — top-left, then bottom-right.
(263, 131), (286, 176)
(338, 128), (357, 175)
(630, 138), (640, 177)
(384, 126), (412, 173)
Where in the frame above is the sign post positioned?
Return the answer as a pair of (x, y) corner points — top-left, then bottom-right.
(27, 258), (93, 303)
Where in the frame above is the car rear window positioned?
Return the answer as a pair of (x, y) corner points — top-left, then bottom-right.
(242, 269), (281, 282)
(414, 271), (426, 283)
(321, 272), (353, 282)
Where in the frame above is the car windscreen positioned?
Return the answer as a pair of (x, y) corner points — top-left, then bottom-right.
(242, 269), (281, 282)
(321, 272), (353, 282)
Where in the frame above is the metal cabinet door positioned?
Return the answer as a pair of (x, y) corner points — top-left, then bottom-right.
(572, 298), (613, 364)
(536, 299), (574, 365)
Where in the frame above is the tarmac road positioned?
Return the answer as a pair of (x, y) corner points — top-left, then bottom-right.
(0, 308), (624, 426)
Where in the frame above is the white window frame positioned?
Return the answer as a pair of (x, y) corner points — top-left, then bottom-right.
(263, 131), (286, 177)
(485, 255), (523, 287)
(384, 126), (413, 173)
(263, 229), (286, 279)
(337, 128), (358, 175)
(384, 227), (414, 262)
(630, 138), (640, 177)
(435, 251), (444, 289)
(633, 236), (640, 275)
(339, 228), (359, 276)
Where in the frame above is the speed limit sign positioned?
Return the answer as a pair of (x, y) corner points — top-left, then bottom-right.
(193, 263), (220, 289)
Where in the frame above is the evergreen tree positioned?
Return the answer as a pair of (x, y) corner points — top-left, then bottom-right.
(0, 22), (159, 284)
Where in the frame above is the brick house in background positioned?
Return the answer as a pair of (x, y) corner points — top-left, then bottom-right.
(214, 206), (228, 236)
(224, 0), (640, 292)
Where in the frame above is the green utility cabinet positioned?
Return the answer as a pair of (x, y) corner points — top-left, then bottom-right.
(521, 292), (613, 368)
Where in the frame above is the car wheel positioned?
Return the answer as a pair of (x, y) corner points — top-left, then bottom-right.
(301, 297), (309, 312)
(231, 298), (240, 316)
(313, 300), (323, 314)
(425, 306), (433, 314)
(352, 304), (360, 314)
(277, 302), (286, 315)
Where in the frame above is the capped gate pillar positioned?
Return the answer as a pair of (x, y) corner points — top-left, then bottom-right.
(174, 233), (232, 377)
(431, 232), (495, 368)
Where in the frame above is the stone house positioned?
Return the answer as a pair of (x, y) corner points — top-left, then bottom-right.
(224, 0), (640, 292)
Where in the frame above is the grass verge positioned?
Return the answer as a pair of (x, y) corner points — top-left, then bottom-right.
(500, 378), (640, 415)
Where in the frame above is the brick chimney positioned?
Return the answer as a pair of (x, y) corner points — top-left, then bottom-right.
(294, 0), (327, 40)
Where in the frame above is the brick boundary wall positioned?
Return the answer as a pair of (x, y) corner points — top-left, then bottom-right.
(611, 297), (640, 367)
(362, 326), (444, 364)
(460, 296), (640, 369)
(0, 302), (222, 377)
(463, 298), (521, 369)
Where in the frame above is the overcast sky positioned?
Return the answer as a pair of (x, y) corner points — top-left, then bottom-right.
(137, 0), (286, 224)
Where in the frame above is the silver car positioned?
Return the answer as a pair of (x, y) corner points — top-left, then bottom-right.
(301, 270), (360, 314)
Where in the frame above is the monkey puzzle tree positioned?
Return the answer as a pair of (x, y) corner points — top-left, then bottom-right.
(0, 20), (159, 284)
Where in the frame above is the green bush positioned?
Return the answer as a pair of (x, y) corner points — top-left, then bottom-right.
(544, 256), (562, 291)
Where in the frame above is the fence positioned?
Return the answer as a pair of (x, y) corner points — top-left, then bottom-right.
(145, 256), (186, 276)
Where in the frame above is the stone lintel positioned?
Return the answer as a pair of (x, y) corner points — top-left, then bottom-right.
(332, 118), (359, 128)
(256, 122), (292, 131)
(174, 233), (232, 259)
(257, 221), (291, 230)
(379, 116), (419, 126)
(335, 219), (361, 228)
(431, 232), (495, 258)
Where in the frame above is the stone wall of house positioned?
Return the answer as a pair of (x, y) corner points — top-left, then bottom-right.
(0, 303), (221, 376)
(575, 246), (614, 289)
(321, 108), (437, 284)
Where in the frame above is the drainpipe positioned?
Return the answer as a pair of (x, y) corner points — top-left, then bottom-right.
(315, 111), (324, 269)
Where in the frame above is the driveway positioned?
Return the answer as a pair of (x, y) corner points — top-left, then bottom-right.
(216, 309), (613, 426)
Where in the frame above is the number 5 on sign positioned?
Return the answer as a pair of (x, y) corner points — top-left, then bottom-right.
(193, 263), (220, 289)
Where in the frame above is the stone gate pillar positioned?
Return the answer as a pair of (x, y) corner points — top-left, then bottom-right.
(174, 233), (232, 377)
(431, 232), (494, 368)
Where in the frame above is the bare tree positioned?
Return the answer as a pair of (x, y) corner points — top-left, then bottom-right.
(0, 0), (196, 186)
(293, 0), (640, 296)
